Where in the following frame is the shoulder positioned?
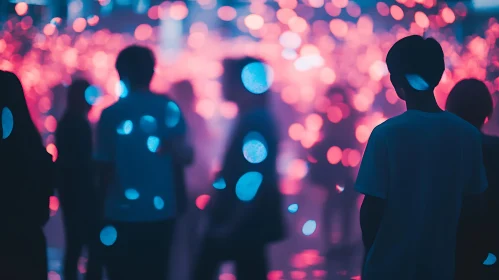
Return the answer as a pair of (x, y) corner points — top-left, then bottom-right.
(443, 112), (481, 134)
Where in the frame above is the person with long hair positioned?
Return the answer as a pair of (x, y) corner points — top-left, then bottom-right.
(1, 70), (55, 280)
(55, 79), (102, 280)
(192, 57), (286, 280)
(446, 79), (498, 280)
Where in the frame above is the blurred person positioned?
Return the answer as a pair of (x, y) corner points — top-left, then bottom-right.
(95, 45), (193, 280)
(192, 57), (286, 280)
(446, 79), (498, 280)
(55, 79), (102, 280)
(1, 70), (55, 280)
(308, 86), (362, 266)
(356, 36), (487, 280)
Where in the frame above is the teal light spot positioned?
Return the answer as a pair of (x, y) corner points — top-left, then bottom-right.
(235, 171), (263, 202)
(154, 196), (164, 210)
(241, 62), (274, 94)
(84, 86), (101, 105)
(213, 177), (226, 190)
(288, 204), (298, 213)
(302, 220), (316, 236)
(242, 131), (268, 164)
(405, 74), (429, 91)
(117, 120), (133, 135)
(165, 101), (181, 128)
(484, 253), (497, 266)
(100, 226), (117, 246)
(124, 188), (140, 200)
(2, 107), (13, 139)
(147, 136), (160, 153)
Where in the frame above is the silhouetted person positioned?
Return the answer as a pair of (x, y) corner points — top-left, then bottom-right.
(1, 70), (55, 280)
(55, 79), (102, 280)
(356, 36), (487, 280)
(95, 45), (193, 280)
(446, 79), (498, 280)
(192, 57), (286, 280)
(308, 86), (361, 265)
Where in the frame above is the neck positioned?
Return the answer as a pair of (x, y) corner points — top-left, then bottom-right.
(405, 91), (442, 113)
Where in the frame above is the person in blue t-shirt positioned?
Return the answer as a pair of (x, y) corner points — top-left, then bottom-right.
(95, 45), (193, 280)
(356, 36), (487, 280)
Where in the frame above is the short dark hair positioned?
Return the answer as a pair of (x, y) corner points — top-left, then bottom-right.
(446, 79), (492, 128)
(115, 45), (155, 89)
(386, 35), (445, 91)
(67, 79), (91, 113)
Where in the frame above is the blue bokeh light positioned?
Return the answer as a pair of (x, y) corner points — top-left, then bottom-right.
(154, 196), (165, 210)
(100, 225), (117, 246)
(165, 101), (181, 128)
(2, 107), (13, 140)
(302, 220), (317, 236)
(405, 74), (430, 91)
(140, 115), (157, 134)
(115, 80), (128, 98)
(147, 136), (160, 153)
(288, 204), (299, 213)
(484, 253), (497, 266)
(84, 85), (101, 105)
(212, 177), (227, 190)
(124, 188), (140, 200)
(242, 131), (268, 164)
(235, 171), (263, 201)
(241, 62), (274, 94)
(117, 120), (133, 135)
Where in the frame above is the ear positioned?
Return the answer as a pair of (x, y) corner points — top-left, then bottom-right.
(390, 75), (406, 101)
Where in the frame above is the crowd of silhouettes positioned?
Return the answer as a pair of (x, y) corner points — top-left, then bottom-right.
(2, 35), (499, 280)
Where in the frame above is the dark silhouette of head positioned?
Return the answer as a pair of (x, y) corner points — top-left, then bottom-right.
(171, 80), (195, 109)
(0, 70), (43, 152)
(386, 35), (445, 102)
(446, 79), (492, 129)
(115, 45), (155, 92)
(222, 56), (269, 109)
(66, 79), (91, 115)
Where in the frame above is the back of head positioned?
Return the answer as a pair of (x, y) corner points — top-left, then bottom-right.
(222, 56), (269, 107)
(66, 79), (91, 115)
(171, 80), (194, 103)
(386, 35), (445, 95)
(446, 79), (492, 128)
(115, 45), (156, 91)
(0, 71), (43, 152)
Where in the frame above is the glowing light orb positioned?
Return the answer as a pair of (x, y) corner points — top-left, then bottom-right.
(115, 81), (128, 98)
(147, 136), (160, 153)
(235, 171), (263, 201)
(288, 203), (299, 213)
(302, 220), (317, 236)
(140, 115), (157, 133)
(484, 253), (497, 266)
(242, 131), (268, 164)
(279, 31), (302, 49)
(117, 120), (133, 135)
(2, 107), (13, 139)
(212, 177), (227, 189)
(124, 188), (140, 200)
(49, 196), (60, 211)
(165, 101), (181, 128)
(195, 194), (211, 210)
(241, 62), (274, 94)
(100, 225), (117, 246)
(405, 74), (430, 91)
(154, 196), (165, 210)
(84, 86), (101, 105)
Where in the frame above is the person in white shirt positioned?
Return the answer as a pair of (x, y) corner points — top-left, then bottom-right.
(95, 45), (193, 280)
(356, 35), (488, 280)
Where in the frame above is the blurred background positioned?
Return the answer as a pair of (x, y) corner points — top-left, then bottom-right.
(1, 0), (498, 279)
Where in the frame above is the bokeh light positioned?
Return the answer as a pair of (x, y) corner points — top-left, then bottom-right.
(100, 225), (118, 246)
(302, 220), (317, 236)
(117, 120), (133, 135)
(85, 86), (102, 105)
(288, 203), (299, 213)
(242, 131), (268, 164)
(140, 115), (158, 134)
(241, 62), (274, 94)
(212, 177), (227, 189)
(125, 188), (140, 200)
(154, 196), (165, 210)
(2, 107), (13, 139)
(165, 101), (181, 128)
(235, 171), (263, 201)
(147, 136), (161, 153)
